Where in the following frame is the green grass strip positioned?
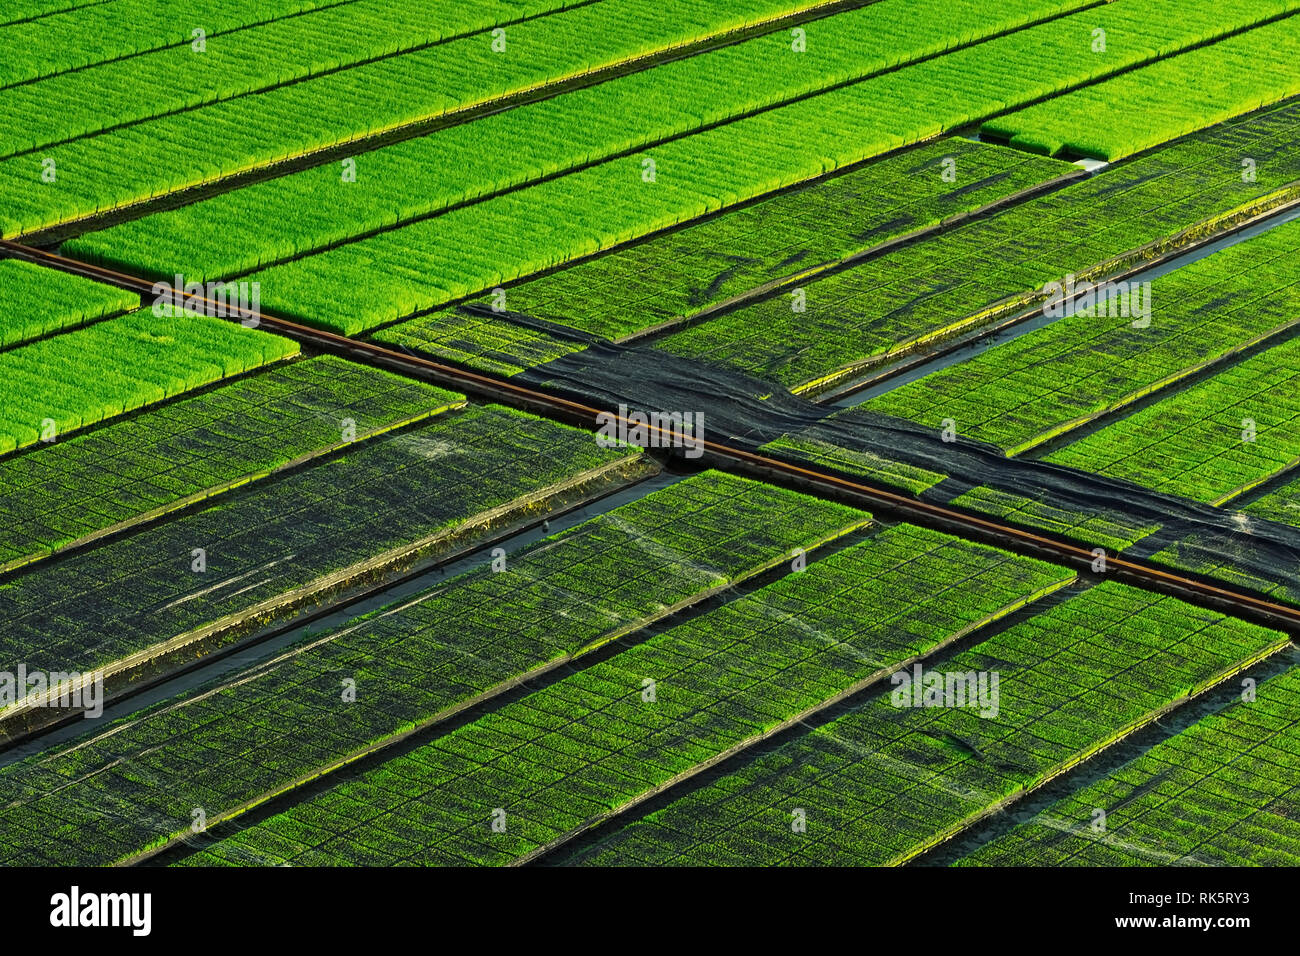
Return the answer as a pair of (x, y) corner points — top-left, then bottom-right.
(0, 310), (298, 453)
(984, 16), (1300, 160)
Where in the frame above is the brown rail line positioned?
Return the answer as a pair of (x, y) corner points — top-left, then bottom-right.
(3, 237), (1299, 636)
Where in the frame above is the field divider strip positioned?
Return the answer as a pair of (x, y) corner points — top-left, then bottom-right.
(885, 635), (1294, 865)
(514, 571), (1080, 866)
(120, 513), (874, 865)
(6, 238), (1300, 635)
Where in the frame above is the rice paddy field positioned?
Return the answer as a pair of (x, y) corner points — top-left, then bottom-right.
(2, 0), (1299, 900)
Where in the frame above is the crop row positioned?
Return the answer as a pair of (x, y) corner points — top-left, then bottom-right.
(0, 311), (298, 453)
(1046, 334), (1300, 504)
(569, 583), (1287, 866)
(657, 96), (1300, 391)
(176, 525), (1075, 866)
(0, 0), (399, 87)
(0, 0), (837, 239)
(0, 0), (748, 162)
(0, 257), (137, 349)
(67, 0), (1087, 281)
(0, 0), (102, 28)
(152, 0), (1300, 338)
(0, 355), (462, 574)
(984, 15), (1300, 160)
(866, 215), (1300, 455)
(0, 405), (637, 682)
(961, 666), (1300, 865)
(0, 473), (870, 865)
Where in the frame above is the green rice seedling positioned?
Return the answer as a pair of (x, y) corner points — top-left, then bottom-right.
(66, 1), (1085, 279)
(567, 583), (1286, 867)
(983, 16), (1300, 160)
(167, 525), (1073, 866)
(657, 101), (1300, 391)
(0, 472), (873, 864)
(0, 405), (637, 684)
(0, 310), (298, 453)
(0, 258), (137, 349)
(1045, 335), (1300, 504)
(3, 0), (845, 238)
(1242, 473), (1300, 530)
(0, 0), (600, 148)
(962, 666), (1300, 865)
(866, 217), (1300, 454)
(0, 355), (462, 572)
(0, 0), (395, 85)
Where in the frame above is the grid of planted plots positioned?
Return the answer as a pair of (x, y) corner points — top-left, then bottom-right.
(1, 0), (1299, 870)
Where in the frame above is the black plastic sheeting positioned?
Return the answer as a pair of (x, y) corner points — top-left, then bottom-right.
(519, 343), (1300, 601)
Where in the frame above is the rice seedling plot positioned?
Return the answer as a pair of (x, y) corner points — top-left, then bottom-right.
(961, 666), (1300, 866)
(373, 309), (589, 378)
(67, 1), (1088, 281)
(569, 584), (1288, 866)
(0, 311), (298, 454)
(439, 140), (1074, 343)
(0, 0), (659, 162)
(0, 257), (137, 349)
(12, 0), (1300, 880)
(0, 0), (390, 87)
(365, 140), (1071, 375)
(983, 16), (1300, 160)
(864, 217), (1300, 455)
(1045, 335), (1300, 505)
(1146, 532), (1300, 610)
(0, 406), (639, 681)
(950, 486), (1160, 553)
(160, 0), (1300, 338)
(0, 1), (102, 28)
(0, 474), (868, 865)
(760, 433), (948, 497)
(176, 526), (1076, 866)
(655, 98), (1300, 391)
(1243, 475), (1300, 530)
(0, 356), (462, 575)
(0, 0), (837, 240)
